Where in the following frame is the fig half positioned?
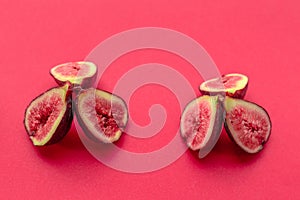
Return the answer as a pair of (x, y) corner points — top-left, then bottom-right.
(224, 97), (272, 153)
(24, 84), (73, 146)
(50, 61), (97, 88)
(75, 88), (128, 143)
(180, 95), (225, 158)
(200, 73), (248, 99)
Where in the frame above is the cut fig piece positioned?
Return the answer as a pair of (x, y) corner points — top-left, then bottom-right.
(75, 88), (128, 143)
(200, 73), (248, 99)
(50, 61), (97, 88)
(24, 84), (73, 146)
(224, 97), (272, 153)
(180, 95), (225, 158)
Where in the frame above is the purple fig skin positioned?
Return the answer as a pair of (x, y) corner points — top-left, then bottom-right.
(24, 85), (73, 146)
(51, 73), (97, 89)
(45, 97), (73, 145)
(74, 88), (128, 143)
(200, 83), (248, 99)
(224, 97), (272, 153)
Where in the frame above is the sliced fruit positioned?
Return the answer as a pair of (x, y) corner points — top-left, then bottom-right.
(24, 84), (73, 146)
(180, 95), (225, 158)
(200, 73), (248, 98)
(75, 88), (128, 143)
(224, 97), (272, 153)
(50, 61), (97, 88)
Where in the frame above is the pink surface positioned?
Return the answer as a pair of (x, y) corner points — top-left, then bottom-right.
(1, 0), (299, 199)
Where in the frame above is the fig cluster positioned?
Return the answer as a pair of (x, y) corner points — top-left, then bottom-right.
(24, 65), (271, 159)
(24, 61), (128, 146)
(180, 73), (272, 158)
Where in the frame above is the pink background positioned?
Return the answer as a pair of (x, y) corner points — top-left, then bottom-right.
(1, 0), (299, 199)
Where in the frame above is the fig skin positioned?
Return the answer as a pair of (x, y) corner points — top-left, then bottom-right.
(50, 61), (98, 89)
(200, 83), (248, 99)
(24, 85), (73, 146)
(74, 88), (128, 143)
(224, 97), (272, 153)
(52, 74), (97, 90)
(45, 97), (73, 145)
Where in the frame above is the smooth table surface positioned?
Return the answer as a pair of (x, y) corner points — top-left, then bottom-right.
(0, 0), (299, 199)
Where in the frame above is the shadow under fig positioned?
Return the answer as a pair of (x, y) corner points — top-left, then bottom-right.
(187, 129), (264, 167)
(34, 124), (91, 161)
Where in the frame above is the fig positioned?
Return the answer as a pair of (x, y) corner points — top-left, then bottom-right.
(75, 88), (128, 143)
(50, 61), (97, 88)
(180, 95), (225, 158)
(24, 84), (73, 146)
(199, 73), (248, 98)
(224, 97), (272, 153)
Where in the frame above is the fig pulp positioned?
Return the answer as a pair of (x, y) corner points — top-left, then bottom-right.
(200, 73), (248, 99)
(50, 61), (97, 88)
(180, 95), (225, 158)
(75, 88), (128, 143)
(224, 97), (271, 153)
(24, 84), (73, 146)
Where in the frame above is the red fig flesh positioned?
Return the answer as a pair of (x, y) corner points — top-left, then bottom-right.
(24, 84), (73, 146)
(75, 88), (128, 143)
(180, 95), (225, 158)
(224, 97), (271, 153)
